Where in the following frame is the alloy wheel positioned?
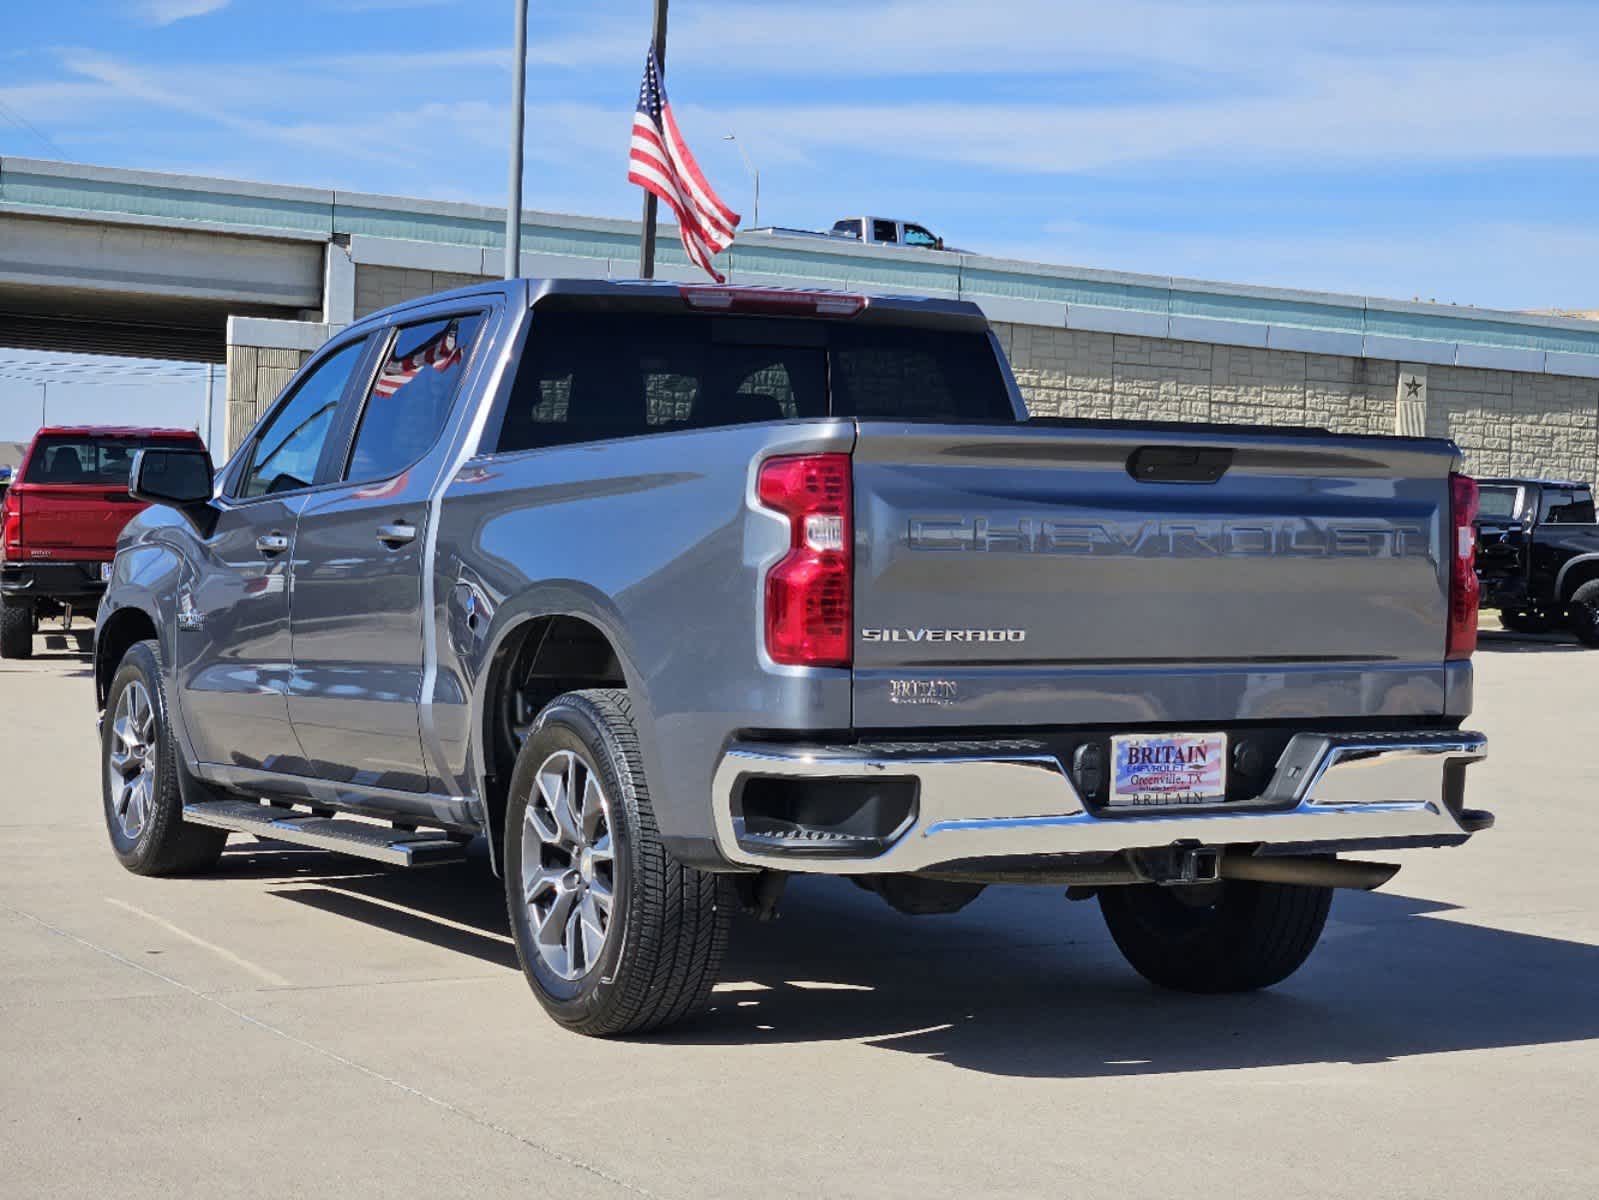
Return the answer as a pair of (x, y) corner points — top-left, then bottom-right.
(521, 748), (617, 981)
(107, 680), (157, 841)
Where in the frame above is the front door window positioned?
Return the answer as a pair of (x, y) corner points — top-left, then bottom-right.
(238, 340), (366, 498)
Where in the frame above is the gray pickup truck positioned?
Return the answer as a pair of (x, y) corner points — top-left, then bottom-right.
(94, 278), (1492, 1036)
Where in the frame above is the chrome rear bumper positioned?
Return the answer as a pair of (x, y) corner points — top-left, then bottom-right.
(709, 729), (1488, 875)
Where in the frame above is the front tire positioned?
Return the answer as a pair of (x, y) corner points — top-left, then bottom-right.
(1099, 878), (1332, 993)
(0, 598), (32, 659)
(1566, 581), (1599, 647)
(503, 688), (733, 1036)
(101, 639), (227, 875)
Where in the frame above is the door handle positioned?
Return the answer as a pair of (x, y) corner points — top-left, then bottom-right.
(255, 533), (290, 556)
(376, 521), (417, 548)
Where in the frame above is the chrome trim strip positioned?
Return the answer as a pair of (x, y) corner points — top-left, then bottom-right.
(710, 730), (1487, 875)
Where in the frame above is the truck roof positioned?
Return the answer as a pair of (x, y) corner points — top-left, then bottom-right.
(349, 278), (993, 335)
(28, 426), (201, 440)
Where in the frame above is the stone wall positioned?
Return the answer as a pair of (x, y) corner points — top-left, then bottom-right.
(992, 322), (1599, 482)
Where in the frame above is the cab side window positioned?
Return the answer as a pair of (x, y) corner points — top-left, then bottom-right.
(237, 339), (366, 499)
(903, 224), (939, 249)
(345, 315), (485, 483)
(1542, 489), (1597, 524)
(871, 219), (898, 244)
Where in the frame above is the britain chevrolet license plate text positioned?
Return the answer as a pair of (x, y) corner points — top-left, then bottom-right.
(1108, 732), (1228, 807)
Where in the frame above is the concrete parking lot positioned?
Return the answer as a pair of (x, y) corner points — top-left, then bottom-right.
(2, 622), (1596, 1199)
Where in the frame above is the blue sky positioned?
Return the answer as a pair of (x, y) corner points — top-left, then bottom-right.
(3, 0), (1599, 440)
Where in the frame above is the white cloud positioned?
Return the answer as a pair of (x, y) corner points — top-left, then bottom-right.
(136, 0), (230, 26)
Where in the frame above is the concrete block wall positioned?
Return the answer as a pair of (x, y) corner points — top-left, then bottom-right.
(355, 266), (488, 319)
(991, 322), (1599, 481)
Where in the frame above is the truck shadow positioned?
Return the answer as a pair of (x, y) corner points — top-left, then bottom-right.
(250, 845), (1599, 1079)
(25, 629), (95, 665)
(679, 877), (1599, 1078)
(1476, 629), (1588, 653)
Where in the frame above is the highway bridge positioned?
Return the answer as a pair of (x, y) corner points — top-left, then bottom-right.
(4, 156), (1598, 479)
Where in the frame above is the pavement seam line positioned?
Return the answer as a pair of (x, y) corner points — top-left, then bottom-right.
(3, 901), (664, 1200)
(105, 896), (294, 987)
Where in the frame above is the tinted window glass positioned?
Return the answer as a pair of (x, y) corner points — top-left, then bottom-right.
(831, 219), (861, 239)
(903, 223), (939, 248)
(830, 325), (1013, 421)
(500, 313), (827, 452)
(497, 311), (1013, 452)
(346, 315), (484, 483)
(239, 340), (365, 498)
(871, 219), (898, 243)
(23, 436), (196, 486)
(1541, 489), (1596, 524)
(1476, 486), (1520, 520)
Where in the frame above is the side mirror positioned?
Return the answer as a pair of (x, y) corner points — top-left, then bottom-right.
(935, 237), (945, 250)
(130, 447), (214, 507)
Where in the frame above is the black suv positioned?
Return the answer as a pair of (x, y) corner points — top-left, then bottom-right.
(1475, 478), (1599, 644)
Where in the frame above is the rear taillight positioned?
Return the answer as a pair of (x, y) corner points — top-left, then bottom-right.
(757, 454), (852, 667)
(1448, 472), (1479, 660)
(1, 497), (19, 559)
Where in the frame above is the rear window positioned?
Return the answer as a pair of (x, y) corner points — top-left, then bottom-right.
(22, 436), (195, 486)
(1476, 486), (1520, 520)
(497, 311), (1012, 453)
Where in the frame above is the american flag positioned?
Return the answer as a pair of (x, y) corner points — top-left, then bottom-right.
(627, 48), (741, 282)
(372, 322), (463, 399)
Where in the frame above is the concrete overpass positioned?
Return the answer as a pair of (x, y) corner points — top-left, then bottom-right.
(5, 156), (1599, 480)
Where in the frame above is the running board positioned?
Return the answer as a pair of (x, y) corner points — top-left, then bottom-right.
(182, 799), (468, 867)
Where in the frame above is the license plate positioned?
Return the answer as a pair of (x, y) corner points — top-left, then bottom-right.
(1108, 731), (1228, 808)
(100, 562), (113, 582)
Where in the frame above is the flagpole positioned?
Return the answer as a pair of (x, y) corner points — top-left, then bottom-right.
(637, 0), (669, 279)
(505, 0), (529, 279)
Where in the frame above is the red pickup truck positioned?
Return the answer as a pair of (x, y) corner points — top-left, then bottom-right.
(1, 426), (209, 659)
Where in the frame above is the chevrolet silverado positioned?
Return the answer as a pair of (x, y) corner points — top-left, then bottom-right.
(93, 279), (1491, 1036)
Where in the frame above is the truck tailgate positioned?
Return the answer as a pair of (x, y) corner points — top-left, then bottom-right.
(13, 485), (144, 556)
(851, 421), (1457, 728)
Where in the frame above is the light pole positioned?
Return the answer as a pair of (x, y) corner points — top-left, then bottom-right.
(722, 134), (759, 230)
(505, 0), (529, 279)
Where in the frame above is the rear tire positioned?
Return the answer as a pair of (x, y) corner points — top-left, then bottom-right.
(1099, 878), (1332, 993)
(503, 688), (733, 1036)
(1566, 581), (1599, 647)
(101, 639), (227, 875)
(0, 598), (32, 659)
